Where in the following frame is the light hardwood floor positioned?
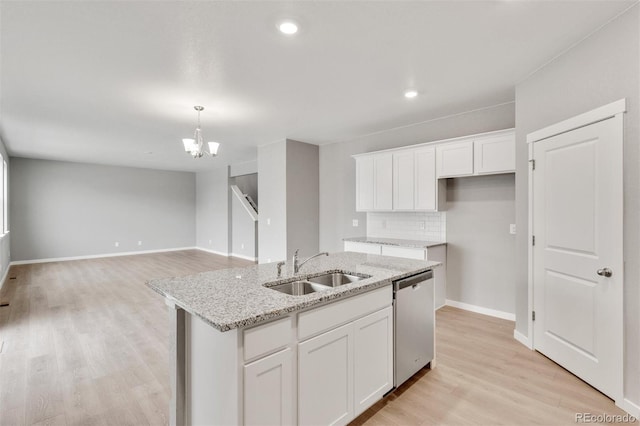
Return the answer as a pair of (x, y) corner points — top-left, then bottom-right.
(0, 250), (628, 425)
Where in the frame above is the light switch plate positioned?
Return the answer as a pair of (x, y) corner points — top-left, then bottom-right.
(510, 224), (516, 235)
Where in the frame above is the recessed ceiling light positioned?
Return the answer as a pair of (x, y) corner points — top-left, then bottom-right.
(278, 21), (298, 35)
(404, 90), (418, 99)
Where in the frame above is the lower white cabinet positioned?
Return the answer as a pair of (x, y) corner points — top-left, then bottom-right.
(353, 307), (393, 416)
(344, 240), (382, 255)
(244, 348), (293, 426)
(380, 245), (425, 260)
(298, 306), (393, 426)
(298, 323), (354, 426)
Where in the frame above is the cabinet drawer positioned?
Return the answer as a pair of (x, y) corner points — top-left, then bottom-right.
(344, 241), (382, 255)
(381, 245), (426, 260)
(298, 286), (391, 341)
(244, 316), (292, 361)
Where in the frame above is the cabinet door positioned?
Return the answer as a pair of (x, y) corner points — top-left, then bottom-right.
(393, 150), (415, 210)
(414, 147), (437, 211)
(244, 348), (293, 426)
(299, 323), (354, 426)
(353, 307), (393, 417)
(473, 132), (515, 174)
(436, 140), (474, 178)
(356, 156), (375, 211)
(373, 154), (393, 210)
(344, 241), (382, 255)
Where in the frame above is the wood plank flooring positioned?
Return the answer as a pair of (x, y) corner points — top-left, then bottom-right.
(0, 250), (628, 425)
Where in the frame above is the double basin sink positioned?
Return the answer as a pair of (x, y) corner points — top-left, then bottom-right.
(266, 272), (371, 296)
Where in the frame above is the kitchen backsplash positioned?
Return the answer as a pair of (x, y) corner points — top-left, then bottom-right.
(367, 211), (446, 242)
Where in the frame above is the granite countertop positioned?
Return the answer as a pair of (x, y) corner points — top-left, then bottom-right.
(343, 236), (446, 248)
(147, 252), (440, 332)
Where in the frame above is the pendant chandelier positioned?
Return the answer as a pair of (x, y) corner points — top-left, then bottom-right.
(182, 106), (220, 158)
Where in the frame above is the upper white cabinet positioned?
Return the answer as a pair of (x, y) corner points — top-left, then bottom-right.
(392, 150), (415, 210)
(436, 139), (474, 178)
(356, 155), (375, 211)
(356, 153), (392, 211)
(373, 154), (393, 210)
(473, 132), (516, 175)
(414, 147), (438, 211)
(355, 129), (514, 212)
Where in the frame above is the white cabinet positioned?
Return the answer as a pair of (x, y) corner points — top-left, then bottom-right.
(381, 245), (425, 260)
(344, 240), (382, 255)
(356, 155), (375, 211)
(353, 307), (393, 416)
(298, 323), (354, 426)
(373, 154), (393, 210)
(436, 139), (474, 178)
(355, 154), (392, 211)
(474, 132), (515, 174)
(244, 348), (293, 426)
(298, 305), (393, 426)
(414, 147), (438, 211)
(393, 151), (415, 210)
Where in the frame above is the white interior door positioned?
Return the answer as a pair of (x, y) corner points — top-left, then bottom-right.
(532, 115), (623, 401)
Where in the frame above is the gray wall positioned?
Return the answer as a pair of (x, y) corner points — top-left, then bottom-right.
(196, 166), (230, 254)
(258, 141), (287, 263)
(514, 5), (639, 405)
(10, 158), (196, 261)
(231, 193), (257, 260)
(258, 139), (320, 263)
(286, 141), (319, 260)
(445, 174), (515, 314)
(319, 102), (516, 253)
(232, 173), (258, 207)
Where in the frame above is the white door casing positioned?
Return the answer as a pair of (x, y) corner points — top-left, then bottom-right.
(529, 101), (624, 403)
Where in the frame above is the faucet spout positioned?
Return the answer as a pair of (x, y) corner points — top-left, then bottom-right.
(294, 251), (329, 273)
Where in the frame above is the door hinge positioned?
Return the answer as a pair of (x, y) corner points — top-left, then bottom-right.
(532, 235), (536, 246)
(529, 159), (536, 170)
(532, 311), (536, 321)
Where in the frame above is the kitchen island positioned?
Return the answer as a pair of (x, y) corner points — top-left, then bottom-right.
(148, 251), (440, 426)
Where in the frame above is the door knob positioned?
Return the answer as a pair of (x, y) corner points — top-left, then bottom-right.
(596, 268), (613, 277)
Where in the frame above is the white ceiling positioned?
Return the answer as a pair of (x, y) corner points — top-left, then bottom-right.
(0, 0), (635, 172)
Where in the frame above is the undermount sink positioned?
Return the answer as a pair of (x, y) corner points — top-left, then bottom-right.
(265, 272), (372, 296)
(267, 280), (330, 296)
(307, 272), (371, 287)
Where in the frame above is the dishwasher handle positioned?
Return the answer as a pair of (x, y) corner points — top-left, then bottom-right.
(394, 270), (433, 291)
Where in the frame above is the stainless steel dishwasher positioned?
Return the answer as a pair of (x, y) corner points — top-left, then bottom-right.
(393, 269), (435, 388)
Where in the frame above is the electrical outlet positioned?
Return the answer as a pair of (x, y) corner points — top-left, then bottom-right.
(267, 218), (271, 226)
(241, 243), (245, 249)
(114, 242), (119, 247)
(352, 219), (359, 227)
(510, 224), (516, 235)
(419, 221), (426, 230)
(208, 239), (212, 245)
(137, 241), (142, 246)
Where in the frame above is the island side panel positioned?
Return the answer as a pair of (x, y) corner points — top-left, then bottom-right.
(168, 303), (186, 426)
(186, 313), (242, 425)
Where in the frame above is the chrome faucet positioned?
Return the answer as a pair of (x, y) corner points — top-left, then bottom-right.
(293, 249), (329, 273)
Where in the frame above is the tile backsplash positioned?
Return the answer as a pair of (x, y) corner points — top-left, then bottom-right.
(367, 211), (446, 242)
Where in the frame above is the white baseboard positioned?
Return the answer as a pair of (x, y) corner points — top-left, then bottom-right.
(230, 252), (258, 262)
(10, 246), (198, 266)
(618, 398), (640, 418)
(513, 329), (533, 349)
(445, 299), (516, 321)
(195, 247), (229, 257)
